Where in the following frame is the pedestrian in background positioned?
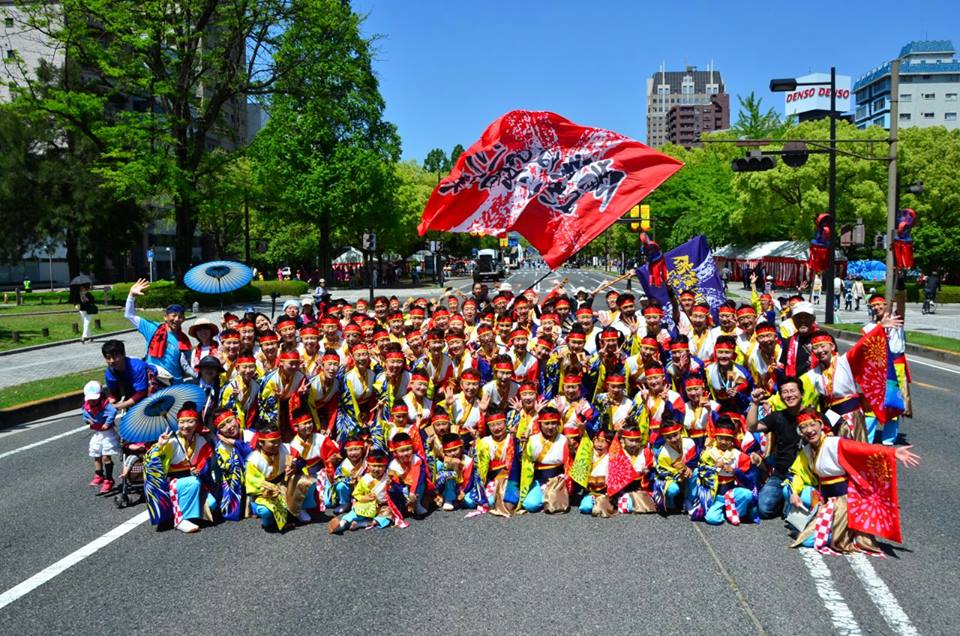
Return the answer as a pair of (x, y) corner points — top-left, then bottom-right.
(75, 283), (98, 344)
(852, 277), (865, 311)
(812, 274), (822, 305)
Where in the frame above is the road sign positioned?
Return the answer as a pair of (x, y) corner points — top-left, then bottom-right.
(508, 237), (519, 248)
(147, 249), (154, 262)
(362, 232), (377, 251)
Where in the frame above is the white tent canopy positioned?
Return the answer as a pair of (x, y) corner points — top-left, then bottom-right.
(333, 247), (364, 264)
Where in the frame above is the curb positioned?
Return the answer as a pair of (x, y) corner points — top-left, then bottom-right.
(0, 315), (197, 357)
(821, 326), (960, 366)
(0, 390), (83, 428)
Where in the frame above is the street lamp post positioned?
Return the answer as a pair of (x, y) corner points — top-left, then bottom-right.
(770, 67), (838, 323)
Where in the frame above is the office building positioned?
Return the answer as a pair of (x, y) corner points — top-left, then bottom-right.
(665, 93), (729, 148)
(854, 40), (960, 130)
(646, 63), (728, 147)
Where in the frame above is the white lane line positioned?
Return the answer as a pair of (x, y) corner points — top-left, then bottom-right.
(0, 426), (86, 460)
(847, 553), (920, 636)
(800, 548), (862, 635)
(0, 510), (149, 611)
(0, 410), (82, 439)
(907, 357), (960, 376)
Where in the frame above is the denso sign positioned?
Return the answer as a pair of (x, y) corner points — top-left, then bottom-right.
(783, 72), (852, 115)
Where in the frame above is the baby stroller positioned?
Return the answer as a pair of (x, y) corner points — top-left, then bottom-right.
(114, 439), (149, 509)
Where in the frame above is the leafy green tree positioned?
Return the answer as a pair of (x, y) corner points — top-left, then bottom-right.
(424, 147), (449, 183)
(251, 0), (400, 277)
(450, 143), (465, 166)
(898, 126), (960, 273)
(731, 91), (793, 139)
(731, 119), (888, 246)
(12, 0), (298, 277)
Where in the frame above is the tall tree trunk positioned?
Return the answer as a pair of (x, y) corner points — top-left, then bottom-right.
(319, 207), (331, 282)
(174, 199), (195, 281)
(64, 227), (80, 279)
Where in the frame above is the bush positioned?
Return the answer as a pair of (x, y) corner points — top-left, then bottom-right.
(870, 283), (960, 304)
(106, 281), (267, 309)
(252, 280), (310, 297)
(108, 280), (188, 308)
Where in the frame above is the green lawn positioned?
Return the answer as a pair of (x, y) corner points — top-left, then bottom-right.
(0, 304), (123, 316)
(0, 310), (164, 352)
(0, 368), (102, 410)
(830, 323), (960, 354)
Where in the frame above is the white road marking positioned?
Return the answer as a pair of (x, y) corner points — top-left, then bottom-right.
(0, 410), (82, 439)
(847, 553), (920, 636)
(0, 426), (86, 460)
(799, 548), (862, 635)
(906, 357), (960, 376)
(0, 511), (149, 610)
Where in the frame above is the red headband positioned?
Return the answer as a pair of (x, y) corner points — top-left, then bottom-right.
(645, 367), (665, 377)
(214, 411), (236, 427)
(714, 341), (736, 352)
(237, 356), (256, 365)
(177, 409), (199, 421)
(736, 306), (757, 317)
(384, 351), (405, 361)
(537, 413), (560, 425)
(278, 351), (301, 361)
(684, 377), (705, 387)
(620, 428), (644, 439)
(344, 439), (366, 449)
(642, 306), (664, 316)
(660, 421), (683, 436)
(493, 361), (514, 372)
(718, 307), (736, 316)
(322, 352), (341, 363)
(300, 326), (319, 336)
(811, 333), (834, 346)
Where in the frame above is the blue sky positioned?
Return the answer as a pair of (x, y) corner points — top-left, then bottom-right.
(352, 0), (958, 162)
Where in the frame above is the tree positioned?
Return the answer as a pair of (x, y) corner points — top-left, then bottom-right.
(731, 91), (793, 139)
(12, 0), (298, 277)
(251, 0), (400, 277)
(731, 119), (888, 246)
(898, 126), (960, 273)
(450, 143), (465, 166)
(423, 147), (449, 183)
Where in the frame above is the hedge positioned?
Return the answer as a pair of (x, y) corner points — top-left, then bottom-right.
(107, 280), (265, 308)
(252, 280), (310, 297)
(869, 283), (960, 304)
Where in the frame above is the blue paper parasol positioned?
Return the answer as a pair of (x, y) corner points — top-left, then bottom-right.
(119, 384), (207, 443)
(183, 260), (253, 295)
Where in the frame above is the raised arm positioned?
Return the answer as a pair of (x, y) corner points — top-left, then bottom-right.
(124, 278), (150, 328)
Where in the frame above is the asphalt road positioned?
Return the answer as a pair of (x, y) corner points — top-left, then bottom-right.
(0, 268), (954, 635)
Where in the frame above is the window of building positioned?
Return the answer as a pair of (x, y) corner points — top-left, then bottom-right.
(900, 113), (911, 121)
(4, 49), (14, 61)
(922, 93), (935, 99)
(900, 93), (911, 102)
(4, 18), (13, 28)
(946, 112), (957, 121)
(922, 112), (935, 119)
(946, 93), (958, 102)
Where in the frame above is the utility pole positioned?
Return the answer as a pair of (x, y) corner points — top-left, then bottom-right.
(884, 59), (901, 316)
(824, 66), (838, 325)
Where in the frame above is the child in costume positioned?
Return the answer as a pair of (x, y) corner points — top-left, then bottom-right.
(578, 429), (614, 517)
(332, 437), (367, 515)
(329, 451), (393, 533)
(689, 416), (759, 525)
(212, 410), (252, 522)
(435, 433), (481, 511)
(608, 425), (657, 514)
(519, 407), (570, 513)
(387, 432), (431, 518)
(475, 411), (520, 516)
(653, 418), (699, 514)
(288, 411), (341, 520)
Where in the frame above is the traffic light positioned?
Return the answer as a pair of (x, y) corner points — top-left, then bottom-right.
(731, 151), (776, 172)
(499, 237), (508, 248)
(628, 205), (640, 232)
(640, 204), (651, 232)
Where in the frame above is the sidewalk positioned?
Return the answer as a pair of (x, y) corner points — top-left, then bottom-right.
(0, 281), (474, 390)
(724, 285), (960, 339)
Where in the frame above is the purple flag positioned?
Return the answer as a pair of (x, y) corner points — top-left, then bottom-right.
(636, 235), (726, 326)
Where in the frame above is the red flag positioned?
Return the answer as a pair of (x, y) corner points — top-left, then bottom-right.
(417, 111), (683, 269)
(605, 436), (638, 496)
(838, 439), (902, 544)
(845, 324), (894, 424)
